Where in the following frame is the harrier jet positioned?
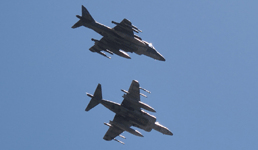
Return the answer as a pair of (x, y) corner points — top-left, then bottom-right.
(85, 80), (172, 144)
(72, 5), (165, 61)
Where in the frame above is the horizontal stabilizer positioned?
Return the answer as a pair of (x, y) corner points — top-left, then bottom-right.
(72, 20), (83, 28)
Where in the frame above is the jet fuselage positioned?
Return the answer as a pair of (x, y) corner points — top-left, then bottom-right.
(85, 81), (173, 142)
(76, 15), (165, 61)
(101, 99), (161, 133)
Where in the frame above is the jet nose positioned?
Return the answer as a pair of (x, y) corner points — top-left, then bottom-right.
(168, 131), (173, 136)
(156, 52), (165, 61)
(146, 47), (166, 61)
(159, 56), (166, 61)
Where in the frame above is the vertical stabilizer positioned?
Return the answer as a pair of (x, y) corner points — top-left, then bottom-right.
(81, 5), (95, 22)
(85, 84), (102, 111)
(72, 5), (95, 28)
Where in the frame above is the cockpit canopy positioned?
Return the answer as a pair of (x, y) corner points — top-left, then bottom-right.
(148, 43), (155, 49)
(143, 41), (155, 49)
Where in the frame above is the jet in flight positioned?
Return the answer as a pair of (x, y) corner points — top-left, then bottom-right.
(72, 5), (165, 61)
(85, 80), (172, 144)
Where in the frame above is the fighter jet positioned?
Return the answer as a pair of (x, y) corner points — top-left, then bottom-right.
(72, 5), (165, 61)
(85, 80), (172, 144)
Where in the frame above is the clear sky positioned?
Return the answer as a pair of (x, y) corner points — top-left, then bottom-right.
(1, 0), (258, 149)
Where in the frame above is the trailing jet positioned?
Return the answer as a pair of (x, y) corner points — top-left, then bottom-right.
(85, 80), (172, 144)
(72, 5), (165, 61)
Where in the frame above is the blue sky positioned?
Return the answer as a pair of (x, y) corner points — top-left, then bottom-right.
(1, 0), (258, 149)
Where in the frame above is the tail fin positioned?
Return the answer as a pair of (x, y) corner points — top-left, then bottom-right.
(85, 84), (102, 111)
(72, 5), (95, 28)
(81, 5), (95, 23)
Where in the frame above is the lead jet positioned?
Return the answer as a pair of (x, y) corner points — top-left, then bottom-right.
(72, 5), (165, 61)
(85, 80), (172, 144)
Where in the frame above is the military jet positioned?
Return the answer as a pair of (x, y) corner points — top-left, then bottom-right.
(72, 5), (165, 61)
(85, 80), (172, 144)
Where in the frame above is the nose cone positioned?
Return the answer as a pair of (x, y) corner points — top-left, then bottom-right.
(155, 49), (166, 61)
(167, 130), (173, 136)
(162, 128), (173, 136)
(146, 47), (166, 61)
(158, 54), (166, 61)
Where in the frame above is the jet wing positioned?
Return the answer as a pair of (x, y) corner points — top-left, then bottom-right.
(103, 115), (131, 141)
(89, 37), (115, 52)
(113, 19), (141, 37)
(89, 37), (132, 59)
(121, 80), (141, 111)
(89, 37), (119, 59)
